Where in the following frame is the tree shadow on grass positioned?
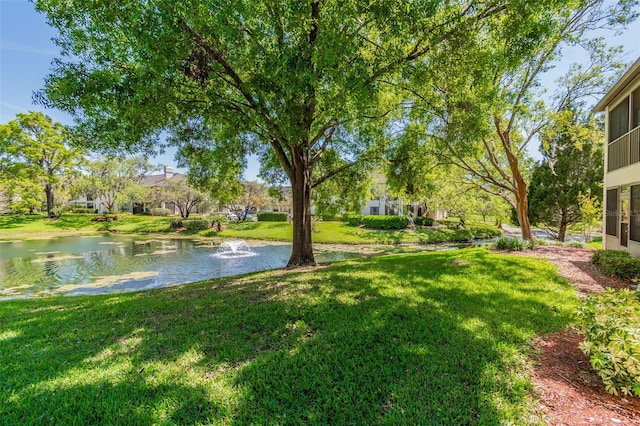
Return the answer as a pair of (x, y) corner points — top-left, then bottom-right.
(344, 228), (407, 244)
(231, 251), (575, 423)
(0, 250), (576, 424)
(0, 214), (56, 231)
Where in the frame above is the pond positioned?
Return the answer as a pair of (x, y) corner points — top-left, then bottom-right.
(0, 235), (363, 299)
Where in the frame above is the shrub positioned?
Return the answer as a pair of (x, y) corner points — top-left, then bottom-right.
(170, 218), (183, 229)
(344, 215), (359, 226)
(183, 219), (210, 231)
(533, 238), (548, 246)
(414, 216), (434, 226)
(257, 211), (288, 222)
(591, 250), (640, 281)
(494, 236), (524, 251)
(9, 205), (30, 215)
(343, 213), (362, 227)
(316, 213), (339, 221)
(91, 214), (119, 222)
(566, 241), (585, 248)
(150, 208), (171, 217)
(361, 215), (409, 230)
(577, 289), (640, 397)
(71, 207), (97, 214)
(209, 213), (226, 222)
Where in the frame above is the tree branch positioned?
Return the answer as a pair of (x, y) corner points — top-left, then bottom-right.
(311, 157), (369, 189)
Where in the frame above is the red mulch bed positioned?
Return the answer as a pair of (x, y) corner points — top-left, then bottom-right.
(504, 246), (640, 425)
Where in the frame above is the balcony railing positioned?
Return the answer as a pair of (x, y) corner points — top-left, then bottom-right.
(609, 126), (640, 172)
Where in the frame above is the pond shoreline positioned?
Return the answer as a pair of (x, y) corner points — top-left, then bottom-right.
(0, 232), (493, 300)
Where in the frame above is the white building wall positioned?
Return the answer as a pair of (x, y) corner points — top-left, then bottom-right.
(602, 71), (640, 256)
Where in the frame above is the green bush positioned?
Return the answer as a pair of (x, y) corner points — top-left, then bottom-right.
(170, 218), (183, 229)
(70, 207), (97, 214)
(91, 214), (119, 222)
(566, 241), (585, 248)
(183, 219), (210, 231)
(257, 211), (288, 222)
(414, 216), (434, 226)
(316, 213), (339, 221)
(494, 236), (524, 251)
(343, 213), (362, 227)
(591, 250), (640, 281)
(150, 208), (171, 217)
(533, 238), (548, 246)
(361, 215), (409, 230)
(9, 205), (30, 215)
(577, 289), (640, 397)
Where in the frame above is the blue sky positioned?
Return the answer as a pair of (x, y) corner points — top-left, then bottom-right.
(2, 0), (640, 176)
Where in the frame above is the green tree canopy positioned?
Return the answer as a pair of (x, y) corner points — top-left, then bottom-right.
(0, 111), (83, 218)
(73, 156), (153, 213)
(397, 1), (636, 240)
(35, 0), (583, 264)
(160, 177), (206, 219)
(527, 110), (604, 241)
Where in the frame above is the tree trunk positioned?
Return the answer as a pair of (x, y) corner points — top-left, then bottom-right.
(45, 183), (55, 218)
(515, 188), (533, 240)
(557, 210), (568, 242)
(505, 139), (533, 241)
(288, 149), (315, 267)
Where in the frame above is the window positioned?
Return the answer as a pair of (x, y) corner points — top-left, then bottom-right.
(634, 88), (640, 129)
(370, 206), (379, 215)
(610, 99), (630, 141)
(606, 188), (618, 236)
(631, 185), (640, 242)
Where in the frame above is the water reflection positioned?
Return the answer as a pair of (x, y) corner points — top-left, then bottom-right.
(0, 236), (362, 299)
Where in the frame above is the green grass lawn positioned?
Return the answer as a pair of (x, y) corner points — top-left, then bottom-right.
(0, 249), (577, 424)
(219, 220), (502, 244)
(0, 214), (502, 245)
(0, 213), (174, 235)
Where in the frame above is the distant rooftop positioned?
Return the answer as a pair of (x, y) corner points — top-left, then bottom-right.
(139, 167), (185, 187)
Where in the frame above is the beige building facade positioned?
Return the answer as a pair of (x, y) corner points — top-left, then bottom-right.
(594, 57), (640, 256)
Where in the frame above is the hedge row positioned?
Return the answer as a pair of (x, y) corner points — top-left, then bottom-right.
(344, 214), (434, 228)
(149, 208), (171, 217)
(71, 207), (98, 214)
(91, 214), (119, 222)
(257, 212), (288, 222)
(591, 250), (640, 281)
(361, 215), (409, 230)
(413, 216), (434, 226)
(170, 218), (210, 231)
(344, 214), (362, 227)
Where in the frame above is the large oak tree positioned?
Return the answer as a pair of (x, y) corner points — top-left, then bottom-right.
(0, 112), (83, 218)
(36, 0), (560, 265)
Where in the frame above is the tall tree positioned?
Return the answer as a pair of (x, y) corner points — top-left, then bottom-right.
(0, 112), (83, 218)
(527, 110), (603, 241)
(73, 156), (153, 213)
(225, 181), (270, 221)
(403, 2), (636, 240)
(36, 0), (567, 265)
(162, 177), (206, 219)
(0, 175), (43, 214)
